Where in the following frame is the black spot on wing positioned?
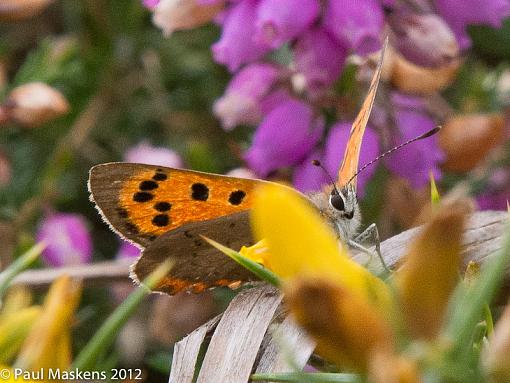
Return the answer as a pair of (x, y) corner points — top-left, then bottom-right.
(139, 180), (158, 190)
(152, 214), (170, 227)
(228, 190), (246, 205)
(153, 172), (167, 181)
(191, 183), (209, 201)
(133, 192), (154, 202)
(154, 201), (172, 212)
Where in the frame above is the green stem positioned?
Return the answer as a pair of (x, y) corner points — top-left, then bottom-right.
(0, 243), (44, 298)
(72, 259), (173, 371)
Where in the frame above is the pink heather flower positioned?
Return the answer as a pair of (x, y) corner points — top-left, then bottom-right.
(116, 241), (141, 259)
(124, 141), (184, 168)
(212, 0), (271, 72)
(476, 169), (510, 210)
(435, 0), (510, 49)
(477, 189), (510, 210)
(293, 149), (328, 193)
(385, 93), (444, 188)
(244, 98), (324, 177)
(259, 88), (293, 115)
(389, 12), (459, 67)
(254, 0), (320, 48)
(213, 63), (280, 130)
(36, 213), (93, 267)
(143, 0), (159, 9)
(226, 167), (257, 178)
(324, 0), (383, 55)
(293, 123), (379, 196)
(294, 26), (348, 95)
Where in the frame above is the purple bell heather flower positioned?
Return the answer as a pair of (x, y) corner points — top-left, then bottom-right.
(388, 12), (459, 67)
(259, 88), (293, 115)
(116, 241), (141, 259)
(435, 0), (510, 49)
(293, 150), (329, 193)
(124, 141), (184, 168)
(294, 26), (348, 95)
(476, 169), (510, 210)
(324, 0), (383, 55)
(323, 122), (379, 196)
(212, 0), (271, 72)
(143, 0), (159, 9)
(36, 213), (93, 267)
(244, 98), (324, 177)
(254, 0), (320, 48)
(385, 93), (444, 188)
(477, 190), (510, 210)
(213, 63), (280, 130)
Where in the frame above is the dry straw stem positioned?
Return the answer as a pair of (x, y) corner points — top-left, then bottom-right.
(397, 197), (471, 340)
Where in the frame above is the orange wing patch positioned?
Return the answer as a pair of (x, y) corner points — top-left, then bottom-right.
(337, 38), (387, 189)
(119, 167), (260, 238)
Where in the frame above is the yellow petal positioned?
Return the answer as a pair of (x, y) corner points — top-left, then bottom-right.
(396, 197), (469, 340)
(251, 184), (391, 309)
(285, 277), (394, 372)
(239, 239), (270, 268)
(15, 275), (82, 371)
(0, 287), (32, 318)
(0, 307), (41, 364)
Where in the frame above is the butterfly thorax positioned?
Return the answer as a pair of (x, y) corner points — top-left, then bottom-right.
(307, 184), (361, 242)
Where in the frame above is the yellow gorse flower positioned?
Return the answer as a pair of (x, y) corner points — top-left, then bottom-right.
(247, 183), (392, 311)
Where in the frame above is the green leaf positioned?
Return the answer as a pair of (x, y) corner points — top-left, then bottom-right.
(430, 172), (441, 206)
(442, 222), (510, 365)
(202, 236), (281, 287)
(72, 259), (173, 370)
(0, 243), (44, 298)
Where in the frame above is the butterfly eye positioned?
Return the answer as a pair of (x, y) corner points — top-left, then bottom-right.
(329, 193), (345, 211)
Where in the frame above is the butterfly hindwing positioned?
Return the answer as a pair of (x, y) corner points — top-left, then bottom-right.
(88, 163), (265, 248)
(132, 211), (258, 294)
(337, 38), (387, 188)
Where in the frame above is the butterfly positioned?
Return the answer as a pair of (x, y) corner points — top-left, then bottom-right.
(89, 41), (387, 295)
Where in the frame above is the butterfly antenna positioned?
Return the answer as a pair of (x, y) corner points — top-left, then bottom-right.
(346, 126), (441, 186)
(312, 160), (341, 194)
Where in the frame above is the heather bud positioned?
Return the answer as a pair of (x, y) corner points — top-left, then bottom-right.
(391, 53), (461, 95)
(152, 0), (223, 37)
(3, 82), (70, 127)
(0, 0), (54, 22)
(439, 113), (506, 172)
(389, 12), (459, 68)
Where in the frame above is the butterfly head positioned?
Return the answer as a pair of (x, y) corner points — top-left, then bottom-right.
(308, 183), (361, 241)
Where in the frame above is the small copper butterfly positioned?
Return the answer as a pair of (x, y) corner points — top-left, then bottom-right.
(89, 40), (393, 294)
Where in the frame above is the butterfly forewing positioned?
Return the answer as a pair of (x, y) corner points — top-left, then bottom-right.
(88, 163), (265, 248)
(337, 39), (387, 189)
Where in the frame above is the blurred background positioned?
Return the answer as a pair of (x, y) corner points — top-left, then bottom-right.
(0, 0), (509, 381)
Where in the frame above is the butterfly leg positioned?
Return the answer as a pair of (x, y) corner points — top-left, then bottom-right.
(351, 223), (389, 273)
